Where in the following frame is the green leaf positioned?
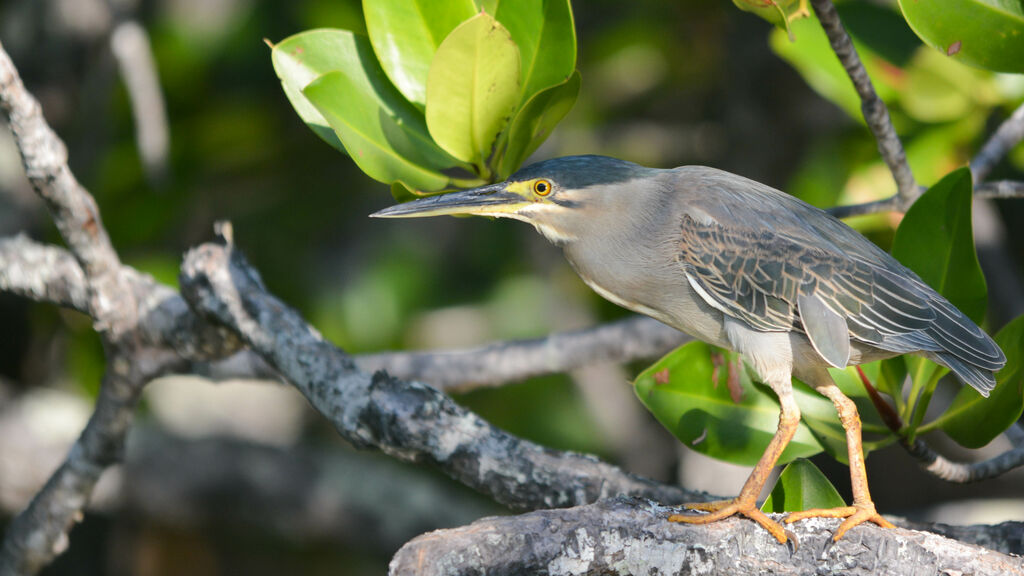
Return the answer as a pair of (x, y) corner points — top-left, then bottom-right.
(762, 459), (846, 513)
(496, 71), (580, 178)
(363, 0), (478, 107)
(495, 0), (576, 100)
(426, 12), (521, 166)
(270, 29), (353, 154)
(897, 0), (1024, 73)
(939, 315), (1024, 448)
(301, 34), (460, 192)
(634, 342), (823, 466)
(876, 358), (908, 404)
(891, 167), (987, 324)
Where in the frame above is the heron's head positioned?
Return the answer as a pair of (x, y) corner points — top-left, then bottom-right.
(370, 155), (656, 244)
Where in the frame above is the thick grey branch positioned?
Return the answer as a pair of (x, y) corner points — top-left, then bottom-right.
(0, 235), (89, 312)
(390, 497), (1024, 576)
(179, 235), (706, 511)
(972, 102), (1024, 183)
(356, 316), (688, 390)
(810, 0), (917, 208)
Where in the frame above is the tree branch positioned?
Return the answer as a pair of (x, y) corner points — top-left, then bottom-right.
(179, 230), (707, 511)
(0, 41), (122, 304)
(972, 102), (1024, 184)
(356, 316), (688, 391)
(390, 497), (1024, 576)
(810, 0), (918, 208)
(0, 235), (89, 313)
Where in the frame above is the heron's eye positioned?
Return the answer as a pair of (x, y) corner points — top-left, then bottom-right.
(533, 179), (552, 196)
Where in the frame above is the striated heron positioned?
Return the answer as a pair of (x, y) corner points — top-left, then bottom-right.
(371, 155), (1006, 543)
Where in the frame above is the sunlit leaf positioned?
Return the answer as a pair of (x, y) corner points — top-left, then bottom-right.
(634, 342), (823, 466)
(732, 0), (810, 37)
(426, 13), (521, 167)
(940, 315), (1024, 448)
(270, 29), (354, 154)
(897, 0), (1024, 73)
(301, 33), (462, 192)
(363, 0), (478, 107)
(762, 459), (845, 513)
(496, 71), (580, 178)
(495, 0), (576, 100)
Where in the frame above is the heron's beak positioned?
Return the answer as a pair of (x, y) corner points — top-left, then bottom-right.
(370, 182), (528, 219)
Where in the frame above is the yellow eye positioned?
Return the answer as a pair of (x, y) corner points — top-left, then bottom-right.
(533, 179), (552, 196)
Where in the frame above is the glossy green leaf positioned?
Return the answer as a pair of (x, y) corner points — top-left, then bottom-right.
(496, 71), (580, 178)
(363, 0), (478, 107)
(897, 0), (1024, 73)
(876, 358), (908, 403)
(762, 459), (846, 513)
(426, 13), (521, 166)
(732, 0), (810, 37)
(892, 168), (986, 323)
(270, 29), (352, 154)
(634, 342), (823, 466)
(495, 0), (576, 100)
(939, 315), (1024, 448)
(302, 38), (460, 192)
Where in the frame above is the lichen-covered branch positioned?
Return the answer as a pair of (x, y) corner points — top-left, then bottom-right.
(179, 232), (706, 511)
(810, 0), (918, 208)
(972, 102), (1024, 183)
(356, 316), (688, 390)
(390, 497), (1024, 576)
(0, 41), (122, 306)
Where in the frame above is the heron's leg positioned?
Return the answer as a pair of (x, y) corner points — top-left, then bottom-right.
(784, 383), (895, 540)
(671, 379), (800, 544)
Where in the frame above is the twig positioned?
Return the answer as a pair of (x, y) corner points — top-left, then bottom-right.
(390, 496), (1024, 576)
(810, 0), (918, 208)
(179, 232), (707, 511)
(975, 180), (1024, 200)
(901, 437), (1024, 484)
(356, 316), (688, 391)
(110, 20), (169, 184)
(972, 102), (1024, 184)
(827, 195), (901, 219)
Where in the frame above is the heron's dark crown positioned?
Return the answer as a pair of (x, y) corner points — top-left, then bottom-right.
(509, 155), (650, 190)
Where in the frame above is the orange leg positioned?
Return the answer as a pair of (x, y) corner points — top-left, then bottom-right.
(785, 384), (895, 540)
(670, 380), (800, 544)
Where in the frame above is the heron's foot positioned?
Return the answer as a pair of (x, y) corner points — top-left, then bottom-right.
(670, 498), (789, 544)
(784, 502), (895, 541)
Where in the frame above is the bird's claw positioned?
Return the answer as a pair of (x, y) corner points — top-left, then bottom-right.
(784, 503), (895, 540)
(670, 499), (789, 544)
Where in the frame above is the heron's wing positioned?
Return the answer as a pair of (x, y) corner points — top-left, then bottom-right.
(676, 213), (942, 368)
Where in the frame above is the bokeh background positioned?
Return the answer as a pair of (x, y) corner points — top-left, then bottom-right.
(1, 0), (1023, 574)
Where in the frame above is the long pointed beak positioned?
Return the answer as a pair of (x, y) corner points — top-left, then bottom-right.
(370, 182), (527, 219)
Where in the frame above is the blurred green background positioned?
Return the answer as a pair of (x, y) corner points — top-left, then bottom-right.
(1, 0), (1023, 574)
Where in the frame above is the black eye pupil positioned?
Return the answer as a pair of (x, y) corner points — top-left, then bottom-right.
(537, 182), (548, 193)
